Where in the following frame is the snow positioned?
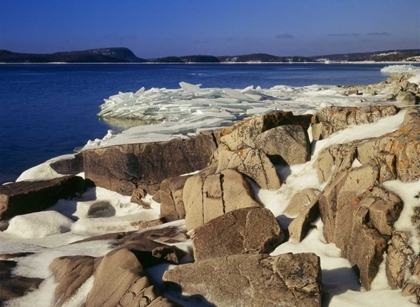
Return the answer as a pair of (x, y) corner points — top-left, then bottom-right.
(3, 72), (420, 306)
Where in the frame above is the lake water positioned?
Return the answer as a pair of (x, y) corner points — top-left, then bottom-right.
(0, 63), (413, 183)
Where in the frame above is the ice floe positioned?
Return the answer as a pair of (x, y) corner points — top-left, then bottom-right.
(380, 64), (420, 74)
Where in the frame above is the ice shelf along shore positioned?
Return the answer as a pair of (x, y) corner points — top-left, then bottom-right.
(87, 80), (394, 149)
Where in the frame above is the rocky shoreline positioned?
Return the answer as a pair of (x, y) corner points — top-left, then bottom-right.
(1, 75), (420, 306)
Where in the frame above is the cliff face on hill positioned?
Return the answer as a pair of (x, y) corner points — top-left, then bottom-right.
(0, 48), (146, 63)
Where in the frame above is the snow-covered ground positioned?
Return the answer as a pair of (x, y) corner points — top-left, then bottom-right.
(2, 66), (420, 306)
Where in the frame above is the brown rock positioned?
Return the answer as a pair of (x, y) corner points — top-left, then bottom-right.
(158, 175), (191, 222)
(83, 248), (174, 307)
(397, 91), (417, 106)
(254, 125), (310, 165)
(49, 256), (96, 307)
(130, 218), (166, 230)
(183, 169), (260, 231)
(131, 187), (149, 207)
(386, 231), (416, 289)
(49, 153), (84, 175)
(219, 111), (312, 151)
(83, 132), (217, 196)
(216, 148), (281, 190)
(163, 253), (322, 307)
(311, 105), (399, 140)
(0, 175), (86, 220)
(191, 207), (284, 261)
(285, 188), (320, 217)
(288, 199), (319, 242)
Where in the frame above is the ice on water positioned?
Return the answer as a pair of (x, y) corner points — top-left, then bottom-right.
(88, 81), (392, 149)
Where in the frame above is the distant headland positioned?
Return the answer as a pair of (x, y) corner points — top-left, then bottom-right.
(1, 47), (420, 63)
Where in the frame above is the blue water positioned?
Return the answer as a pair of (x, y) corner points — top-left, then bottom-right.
(0, 63), (414, 183)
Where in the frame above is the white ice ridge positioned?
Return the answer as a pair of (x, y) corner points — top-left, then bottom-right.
(86, 81), (392, 149)
(380, 64), (420, 75)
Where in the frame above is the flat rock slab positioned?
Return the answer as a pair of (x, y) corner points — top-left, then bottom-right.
(191, 207), (285, 261)
(0, 175), (86, 220)
(83, 132), (217, 196)
(163, 253), (322, 307)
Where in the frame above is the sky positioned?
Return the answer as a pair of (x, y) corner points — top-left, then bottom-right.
(0, 0), (419, 59)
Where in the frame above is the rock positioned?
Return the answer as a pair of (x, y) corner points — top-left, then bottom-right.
(254, 125), (310, 165)
(311, 105), (399, 140)
(359, 186), (403, 236)
(397, 91), (417, 106)
(288, 199), (319, 242)
(131, 187), (148, 207)
(191, 207), (285, 261)
(158, 175), (191, 222)
(402, 283), (420, 304)
(0, 260), (43, 303)
(386, 231), (416, 289)
(50, 256), (96, 307)
(345, 89), (359, 96)
(163, 253), (322, 307)
(284, 188), (321, 217)
(315, 143), (357, 183)
(130, 218), (166, 230)
(83, 132), (217, 196)
(318, 163), (403, 290)
(216, 148), (281, 190)
(0, 175), (86, 220)
(83, 248), (175, 307)
(219, 111), (312, 151)
(49, 153), (84, 175)
(183, 169), (260, 231)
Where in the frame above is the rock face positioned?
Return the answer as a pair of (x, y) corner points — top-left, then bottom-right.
(254, 125), (310, 165)
(311, 105), (399, 140)
(0, 175), (86, 220)
(219, 111), (312, 151)
(49, 227), (187, 307)
(83, 132), (217, 196)
(183, 168), (260, 231)
(216, 148), (281, 190)
(50, 256), (97, 307)
(158, 175), (191, 222)
(83, 248), (175, 307)
(191, 207), (285, 261)
(163, 253), (322, 307)
(49, 153), (84, 175)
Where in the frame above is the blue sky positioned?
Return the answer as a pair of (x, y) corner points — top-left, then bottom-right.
(1, 0), (419, 58)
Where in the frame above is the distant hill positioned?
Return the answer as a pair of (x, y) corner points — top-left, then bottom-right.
(310, 49), (420, 62)
(1, 47), (420, 63)
(0, 48), (147, 63)
(218, 53), (310, 63)
(153, 55), (220, 63)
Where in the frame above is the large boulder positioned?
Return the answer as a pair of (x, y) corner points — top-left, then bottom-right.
(311, 105), (399, 140)
(83, 132), (218, 196)
(0, 175), (86, 220)
(49, 153), (84, 175)
(163, 253), (322, 307)
(216, 148), (281, 190)
(183, 169), (260, 231)
(318, 163), (403, 290)
(158, 175), (192, 222)
(284, 188), (320, 217)
(219, 111), (312, 151)
(254, 125), (310, 165)
(191, 207), (285, 261)
(83, 248), (176, 307)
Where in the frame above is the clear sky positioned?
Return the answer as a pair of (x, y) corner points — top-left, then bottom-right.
(1, 0), (419, 58)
